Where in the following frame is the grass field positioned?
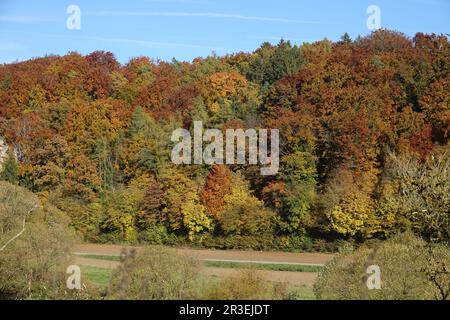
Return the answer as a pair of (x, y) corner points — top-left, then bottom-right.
(78, 253), (318, 299)
(80, 265), (316, 299)
(80, 254), (120, 261)
(81, 266), (113, 286)
(204, 260), (322, 272)
(288, 285), (316, 300)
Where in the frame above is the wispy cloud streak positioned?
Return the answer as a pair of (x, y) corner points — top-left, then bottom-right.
(8, 31), (233, 52)
(93, 11), (329, 25)
(252, 36), (314, 43)
(412, 0), (450, 7)
(87, 35), (233, 51)
(0, 16), (54, 23)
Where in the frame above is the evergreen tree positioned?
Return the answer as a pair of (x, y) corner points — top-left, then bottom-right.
(0, 152), (19, 185)
(340, 32), (352, 44)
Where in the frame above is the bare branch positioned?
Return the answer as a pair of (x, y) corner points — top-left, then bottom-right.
(0, 203), (37, 252)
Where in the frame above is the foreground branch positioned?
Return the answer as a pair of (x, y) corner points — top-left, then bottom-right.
(0, 204), (37, 252)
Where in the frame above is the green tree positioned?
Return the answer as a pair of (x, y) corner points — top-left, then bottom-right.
(278, 151), (317, 232)
(242, 40), (304, 87)
(100, 185), (144, 242)
(340, 32), (352, 44)
(0, 153), (19, 185)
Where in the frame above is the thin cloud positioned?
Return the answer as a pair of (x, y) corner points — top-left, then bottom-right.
(0, 40), (23, 52)
(144, 0), (214, 4)
(252, 36), (314, 43)
(412, 0), (450, 7)
(0, 16), (54, 23)
(87, 35), (233, 51)
(93, 11), (329, 25)
(10, 31), (233, 52)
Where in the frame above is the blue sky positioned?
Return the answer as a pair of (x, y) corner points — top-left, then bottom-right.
(0, 0), (449, 64)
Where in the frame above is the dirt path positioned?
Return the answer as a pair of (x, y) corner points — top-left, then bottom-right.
(204, 268), (318, 286)
(75, 244), (333, 265)
(75, 257), (119, 269)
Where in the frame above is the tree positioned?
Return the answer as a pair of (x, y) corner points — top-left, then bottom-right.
(340, 32), (352, 44)
(198, 71), (260, 124)
(200, 164), (232, 218)
(0, 152), (19, 185)
(121, 107), (180, 179)
(29, 135), (68, 191)
(238, 40), (304, 87)
(63, 154), (102, 202)
(219, 173), (275, 236)
(320, 167), (379, 238)
(159, 167), (212, 238)
(420, 76), (450, 142)
(100, 185), (145, 242)
(0, 31), (448, 247)
(379, 149), (450, 242)
(277, 151), (317, 232)
(138, 177), (164, 228)
(181, 191), (212, 241)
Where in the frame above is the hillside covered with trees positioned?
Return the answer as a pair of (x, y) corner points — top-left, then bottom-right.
(0, 30), (448, 250)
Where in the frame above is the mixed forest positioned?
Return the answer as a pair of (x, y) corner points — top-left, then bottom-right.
(0, 30), (448, 251)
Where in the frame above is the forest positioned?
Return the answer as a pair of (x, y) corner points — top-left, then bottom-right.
(0, 29), (448, 251)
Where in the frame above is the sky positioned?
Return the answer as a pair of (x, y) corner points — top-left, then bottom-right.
(0, 0), (449, 64)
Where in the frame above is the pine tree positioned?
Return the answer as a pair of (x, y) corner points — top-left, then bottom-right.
(0, 152), (19, 185)
(128, 106), (151, 137)
(340, 32), (352, 44)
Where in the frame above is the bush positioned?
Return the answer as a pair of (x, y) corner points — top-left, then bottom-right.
(196, 234), (276, 250)
(202, 270), (289, 300)
(283, 234), (313, 252)
(380, 150), (450, 242)
(0, 181), (91, 299)
(314, 232), (450, 300)
(163, 232), (344, 252)
(107, 247), (202, 299)
(138, 224), (170, 245)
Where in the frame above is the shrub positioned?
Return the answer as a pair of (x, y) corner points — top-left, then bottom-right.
(314, 232), (450, 300)
(0, 181), (89, 299)
(138, 224), (169, 245)
(379, 150), (450, 242)
(107, 247), (202, 299)
(199, 234), (276, 250)
(285, 234), (313, 252)
(218, 173), (276, 236)
(202, 270), (289, 300)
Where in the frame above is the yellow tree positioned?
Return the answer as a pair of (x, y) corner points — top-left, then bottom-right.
(220, 173), (275, 236)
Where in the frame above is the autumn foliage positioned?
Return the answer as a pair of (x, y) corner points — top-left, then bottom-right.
(0, 30), (448, 247)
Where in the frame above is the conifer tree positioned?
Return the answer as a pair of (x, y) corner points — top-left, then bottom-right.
(0, 152), (19, 185)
